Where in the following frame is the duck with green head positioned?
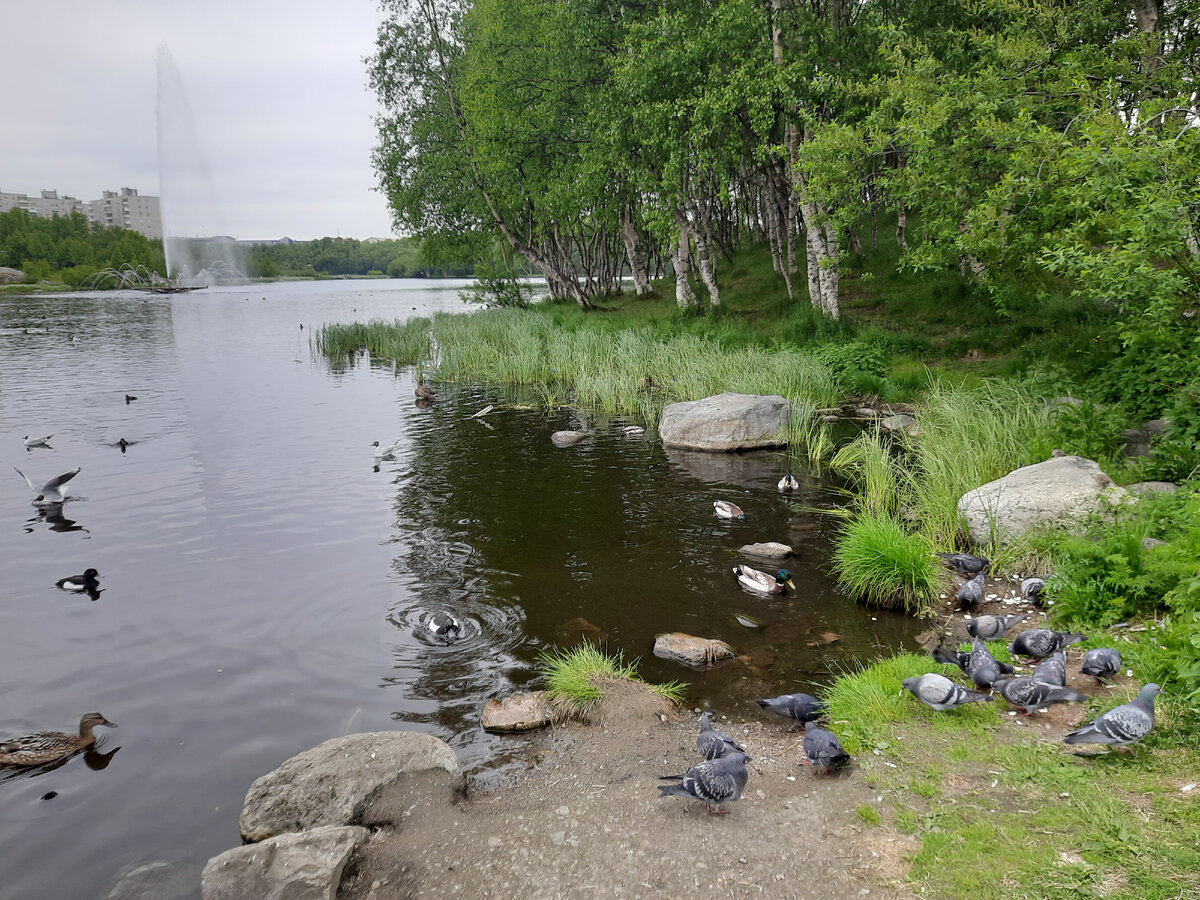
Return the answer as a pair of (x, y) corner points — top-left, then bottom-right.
(733, 564), (795, 595)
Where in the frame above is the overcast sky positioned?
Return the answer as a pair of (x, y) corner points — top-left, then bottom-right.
(3, 1), (397, 241)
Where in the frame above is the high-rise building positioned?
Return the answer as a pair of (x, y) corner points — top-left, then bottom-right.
(1, 186), (163, 240)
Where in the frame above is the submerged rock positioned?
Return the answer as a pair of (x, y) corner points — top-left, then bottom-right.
(739, 541), (794, 560)
(551, 430), (588, 447)
(482, 692), (552, 733)
(653, 633), (735, 669)
(659, 393), (789, 452)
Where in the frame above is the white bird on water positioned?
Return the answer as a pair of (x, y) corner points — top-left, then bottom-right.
(13, 466), (80, 504)
(23, 434), (53, 448)
(371, 440), (402, 462)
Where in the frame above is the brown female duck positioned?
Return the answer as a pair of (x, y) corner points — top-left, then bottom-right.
(0, 713), (116, 767)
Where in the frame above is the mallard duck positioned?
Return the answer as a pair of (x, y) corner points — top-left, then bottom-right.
(415, 384), (437, 401)
(713, 501), (745, 520)
(13, 466), (80, 504)
(56, 568), (100, 592)
(733, 564), (795, 595)
(777, 474), (800, 493)
(1, 713), (116, 767)
(428, 611), (461, 643)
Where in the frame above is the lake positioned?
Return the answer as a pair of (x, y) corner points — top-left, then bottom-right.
(0, 278), (920, 898)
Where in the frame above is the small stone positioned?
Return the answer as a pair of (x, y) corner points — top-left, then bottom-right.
(556, 806), (570, 816)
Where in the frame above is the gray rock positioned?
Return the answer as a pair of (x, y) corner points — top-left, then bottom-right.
(659, 393), (789, 452)
(1125, 481), (1179, 498)
(958, 455), (1131, 546)
(201, 825), (368, 900)
(550, 430), (588, 447)
(0, 266), (25, 285)
(239, 731), (460, 842)
(879, 413), (919, 436)
(1120, 428), (1152, 458)
(105, 860), (201, 900)
(653, 633), (735, 669)
(739, 541), (794, 559)
(481, 691), (552, 733)
(1142, 418), (1171, 436)
(1143, 537), (1167, 551)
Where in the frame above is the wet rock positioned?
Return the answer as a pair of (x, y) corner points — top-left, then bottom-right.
(653, 633), (735, 669)
(482, 692), (552, 733)
(1125, 481), (1178, 498)
(879, 414), (919, 436)
(659, 393), (789, 452)
(1143, 418), (1171, 436)
(854, 407), (879, 419)
(239, 731), (460, 842)
(739, 541), (794, 560)
(958, 455), (1131, 546)
(555, 616), (606, 648)
(105, 860), (201, 900)
(550, 430), (588, 447)
(201, 825), (368, 900)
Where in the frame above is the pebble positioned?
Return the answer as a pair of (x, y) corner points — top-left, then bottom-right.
(556, 805), (569, 816)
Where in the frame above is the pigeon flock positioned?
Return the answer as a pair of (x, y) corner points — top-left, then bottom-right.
(659, 545), (1162, 815)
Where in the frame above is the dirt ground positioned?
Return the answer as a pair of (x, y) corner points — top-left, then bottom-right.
(339, 680), (913, 900)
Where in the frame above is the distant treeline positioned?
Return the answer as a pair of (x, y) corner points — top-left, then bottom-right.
(243, 236), (476, 279)
(0, 208), (165, 286)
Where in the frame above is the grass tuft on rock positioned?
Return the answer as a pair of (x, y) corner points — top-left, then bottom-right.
(536, 645), (687, 718)
(832, 512), (943, 614)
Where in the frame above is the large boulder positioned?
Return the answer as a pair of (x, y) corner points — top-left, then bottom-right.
(653, 633), (735, 669)
(201, 825), (368, 900)
(0, 266), (24, 285)
(958, 455), (1131, 546)
(239, 731), (460, 842)
(659, 393), (789, 452)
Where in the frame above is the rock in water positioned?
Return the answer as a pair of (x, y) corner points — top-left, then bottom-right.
(802, 725), (851, 774)
(756, 693), (826, 727)
(902, 673), (994, 711)
(696, 712), (744, 761)
(966, 614), (1028, 641)
(658, 752), (751, 814)
(1064, 683), (1161, 748)
(993, 677), (1087, 714)
(1009, 628), (1087, 659)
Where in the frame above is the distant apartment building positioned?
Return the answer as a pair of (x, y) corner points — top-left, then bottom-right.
(0, 186), (163, 240)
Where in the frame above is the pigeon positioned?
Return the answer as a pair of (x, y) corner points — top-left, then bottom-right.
(427, 611), (461, 643)
(372, 440), (401, 462)
(697, 711), (744, 760)
(802, 724), (851, 774)
(956, 571), (986, 609)
(902, 673), (994, 711)
(966, 614), (1028, 642)
(1080, 648), (1123, 682)
(778, 474), (800, 493)
(23, 434), (53, 448)
(1021, 577), (1047, 602)
(56, 568), (100, 592)
(932, 646), (1015, 679)
(967, 638), (1007, 690)
(1064, 683), (1161, 748)
(1010, 628), (1087, 659)
(1033, 650), (1067, 687)
(756, 693), (826, 728)
(714, 501), (746, 520)
(993, 677), (1088, 714)
(658, 751), (751, 814)
(13, 466), (80, 504)
(937, 552), (990, 575)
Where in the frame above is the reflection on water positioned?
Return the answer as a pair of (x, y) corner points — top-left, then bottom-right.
(0, 279), (921, 898)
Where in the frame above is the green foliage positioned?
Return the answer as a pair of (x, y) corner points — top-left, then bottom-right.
(0, 208), (163, 283)
(536, 645), (686, 714)
(460, 261), (536, 309)
(831, 512), (941, 613)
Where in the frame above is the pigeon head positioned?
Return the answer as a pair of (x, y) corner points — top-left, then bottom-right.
(1140, 683), (1162, 703)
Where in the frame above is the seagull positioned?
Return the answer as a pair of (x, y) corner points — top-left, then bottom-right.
(1033, 650), (1067, 687)
(1009, 628), (1087, 659)
(13, 466), (80, 504)
(777, 474), (800, 493)
(993, 677), (1088, 715)
(658, 751), (751, 814)
(937, 552), (990, 575)
(427, 611), (461, 643)
(23, 434), (53, 448)
(802, 724), (851, 774)
(371, 440), (401, 462)
(56, 568), (100, 592)
(714, 500), (745, 520)
(956, 571), (986, 609)
(1080, 648), (1123, 682)
(697, 712), (744, 761)
(902, 673), (994, 711)
(756, 693), (826, 728)
(966, 614), (1028, 642)
(1064, 683), (1161, 749)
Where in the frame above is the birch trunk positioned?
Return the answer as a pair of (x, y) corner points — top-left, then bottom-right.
(671, 226), (697, 309)
(682, 202), (720, 307)
(619, 205), (651, 296)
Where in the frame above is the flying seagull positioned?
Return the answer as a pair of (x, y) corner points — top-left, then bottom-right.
(14, 466), (80, 504)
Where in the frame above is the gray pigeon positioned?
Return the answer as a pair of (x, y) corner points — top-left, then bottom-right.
(994, 677), (1088, 714)
(1009, 628), (1087, 659)
(697, 711), (744, 760)
(1021, 577), (1047, 602)
(13, 466), (80, 504)
(756, 693), (826, 728)
(932, 647), (1015, 679)
(956, 571), (986, 609)
(1080, 648), (1122, 682)
(902, 673), (994, 711)
(1033, 650), (1067, 687)
(1064, 683), (1161, 748)
(967, 638), (1006, 690)
(802, 724), (851, 774)
(966, 614), (1029, 642)
(658, 751), (751, 814)
(938, 552), (990, 575)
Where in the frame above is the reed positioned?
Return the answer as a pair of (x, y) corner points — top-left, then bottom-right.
(315, 317), (432, 365)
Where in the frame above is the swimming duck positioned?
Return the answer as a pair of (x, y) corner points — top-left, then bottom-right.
(428, 611), (461, 643)
(713, 501), (746, 520)
(415, 384), (437, 401)
(13, 466), (80, 504)
(0, 713), (116, 767)
(56, 569), (100, 592)
(734, 564), (795, 595)
(777, 474), (800, 493)
(371, 439), (401, 462)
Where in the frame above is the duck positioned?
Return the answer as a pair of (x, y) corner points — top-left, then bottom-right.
(13, 466), (80, 504)
(23, 434), (53, 448)
(56, 568), (100, 592)
(733, 564), (795, 595)
(777, 474), (800, 493)
(713, 501), (745, 520)
(415, 384), (437, 401)
(125, 394), (137, 404)
(427, 611), (461, 643)
(0, 713), (116, 767)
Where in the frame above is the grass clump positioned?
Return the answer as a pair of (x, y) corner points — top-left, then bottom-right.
(536, 645), (687, 717)
(855, 804), (882, 826)
(831, 512), (943, 613)
(315, 317), (432, 364)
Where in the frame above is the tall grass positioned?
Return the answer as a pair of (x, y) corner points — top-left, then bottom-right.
(537, 645), (687, 716)
(315, 317), (432, 365)
(831, 511), (943, 613)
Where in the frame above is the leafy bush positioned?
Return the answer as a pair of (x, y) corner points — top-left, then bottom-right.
(832, 511), (942, 613)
